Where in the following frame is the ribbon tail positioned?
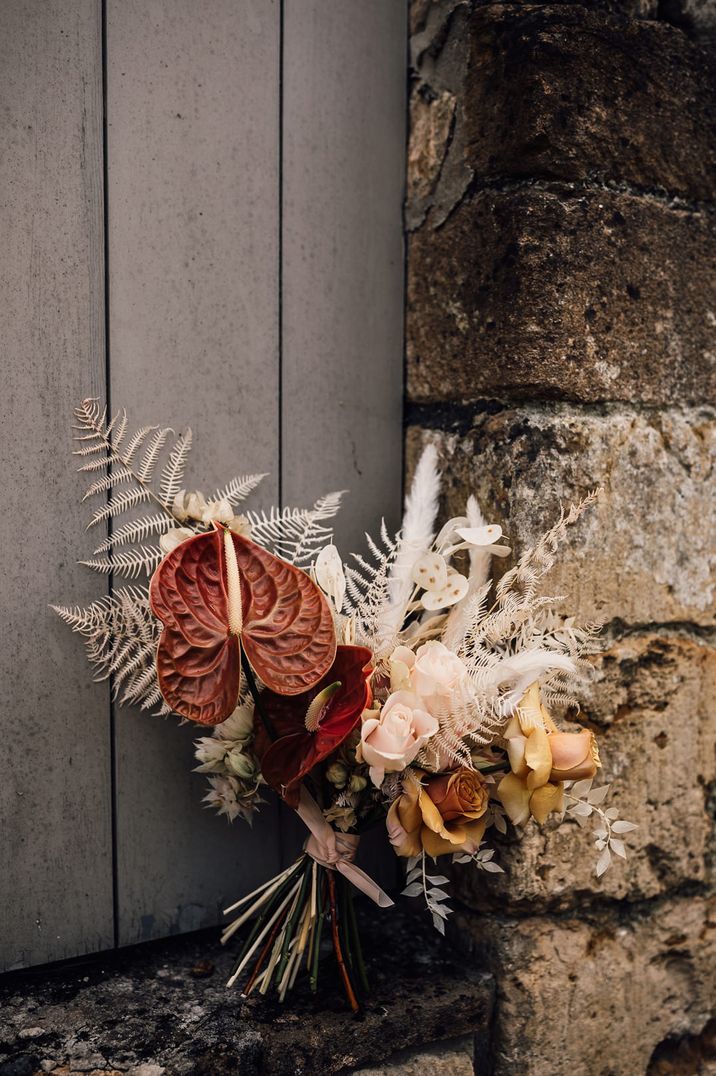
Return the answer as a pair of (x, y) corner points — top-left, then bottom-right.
(336, 860), (394, 908)
(295, 785), (394, 908)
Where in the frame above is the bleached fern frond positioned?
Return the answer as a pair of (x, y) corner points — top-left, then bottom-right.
(344, 521), (400, 656)
(87, 488), (152, 528)
(136, 427), (173, 482)
(80, 545), (163, 579)
(210, 473), (267, 508)
(72, 399), (198, 577)
(464, 490), (602, 659)
(82, 469), (134, 500)
(123, 426), (156, 465)
(417, 688), (506, 771)
(159, 429), (193, 505)
(93, 513), (176, 553)
(51, 587), (165, 712)
(495, 490), (602, 614)
(246, 492), (344, 565)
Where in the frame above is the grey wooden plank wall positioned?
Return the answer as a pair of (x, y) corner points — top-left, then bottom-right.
(0, 0), (405, 970)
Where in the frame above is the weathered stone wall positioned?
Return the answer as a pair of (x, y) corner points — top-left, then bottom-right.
(407, 2), (716, 1073)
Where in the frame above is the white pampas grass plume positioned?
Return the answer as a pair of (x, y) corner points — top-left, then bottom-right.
(442, 495), (494, 652)
(478, 648), (577, 716)
(378, 443), (441, 648)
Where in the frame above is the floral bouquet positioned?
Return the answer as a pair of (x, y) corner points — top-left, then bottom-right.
(56, 400), (634, 1012)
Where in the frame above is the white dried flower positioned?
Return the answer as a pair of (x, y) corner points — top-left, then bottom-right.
(228, 514), (252, 537)
(185, 490), (208, 521)
(216, 702), (254, 743)
(202, 497), (233, 525)
(172, 489), (191, 522)
(159, 526), (194, 556)
(411, 551), (448, 593)
(421, 567), (469, 610)
(314, 544), (346, 611)
(193, 737), (228, 773)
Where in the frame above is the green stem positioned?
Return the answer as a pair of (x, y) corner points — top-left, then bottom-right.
(338, 874), (353, 977)
(346, 885), (369, 996)
(240, 648), (277, 741)
(230, 858), (303, 979)
(476, 761), (509, 775)
(275, 857), (312, 983)
(310, 873), (327, 993)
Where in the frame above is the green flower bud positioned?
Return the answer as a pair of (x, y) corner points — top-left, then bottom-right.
(326, 761), (348, 788)
(226, 747), (256, 781)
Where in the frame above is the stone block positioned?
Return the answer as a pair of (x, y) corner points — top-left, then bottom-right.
(451, 634), (716, 911)
(455, 895), (716, 1076)
(407, 187), (716, 406)
(348, 1036), (474, 1075)
(406, 408), (716, 626)
(464, 7), (716, 199)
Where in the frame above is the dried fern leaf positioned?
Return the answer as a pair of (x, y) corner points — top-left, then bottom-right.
(87, 487), (152, 528)
(80, 544), (163, 579)
(136, 427), (173, 482)
(159, 429), (193, 505)
(210, 472), (266, 508)
(93, 512), (176, 553)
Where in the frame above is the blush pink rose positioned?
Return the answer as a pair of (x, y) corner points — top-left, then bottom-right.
(359, 690), (438, 788)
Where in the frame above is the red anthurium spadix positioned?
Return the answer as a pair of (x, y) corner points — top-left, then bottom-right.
(255, 645), (373, 806)
(149, 524), (337, 725)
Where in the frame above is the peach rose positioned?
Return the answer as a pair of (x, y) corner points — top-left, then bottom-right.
(387, 768), (488, 858)
(549, 729), (600, 782)
(359, 691), (438, 788)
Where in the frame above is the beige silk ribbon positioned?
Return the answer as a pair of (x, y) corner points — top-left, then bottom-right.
(296, 786), (394, 908)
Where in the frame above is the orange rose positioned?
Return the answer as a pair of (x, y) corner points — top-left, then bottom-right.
(387, 769), (488, 858)
(425, 768), (489, 823)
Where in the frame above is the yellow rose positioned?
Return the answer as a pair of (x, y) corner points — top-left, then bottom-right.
(387, 769), (488, 858)
(497, 682), (600, 826)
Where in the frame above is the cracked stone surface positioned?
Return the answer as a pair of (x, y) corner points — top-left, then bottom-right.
(0, 904), (493, 1076)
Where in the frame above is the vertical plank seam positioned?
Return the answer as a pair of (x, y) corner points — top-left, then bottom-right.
(277, 0), (287, 869)
(101, 0), (120, 952)
(400, 0), (409, 506)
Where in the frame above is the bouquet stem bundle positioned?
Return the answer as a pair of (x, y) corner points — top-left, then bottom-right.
(222, 854), (367, 1011)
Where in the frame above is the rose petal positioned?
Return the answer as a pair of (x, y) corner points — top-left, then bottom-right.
(497, 772), (531, 826)
(506, 735), (529, 779)
(529, 782), (564, 824)
(421, 825), (461, 858)
(524, 726), (552, 788)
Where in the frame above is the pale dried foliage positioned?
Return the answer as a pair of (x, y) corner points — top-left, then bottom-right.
(56, 399), (343, 718)
(342, 445), (603, 769)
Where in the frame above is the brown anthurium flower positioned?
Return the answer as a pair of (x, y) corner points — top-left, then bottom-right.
(254, 645), (373, 808)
